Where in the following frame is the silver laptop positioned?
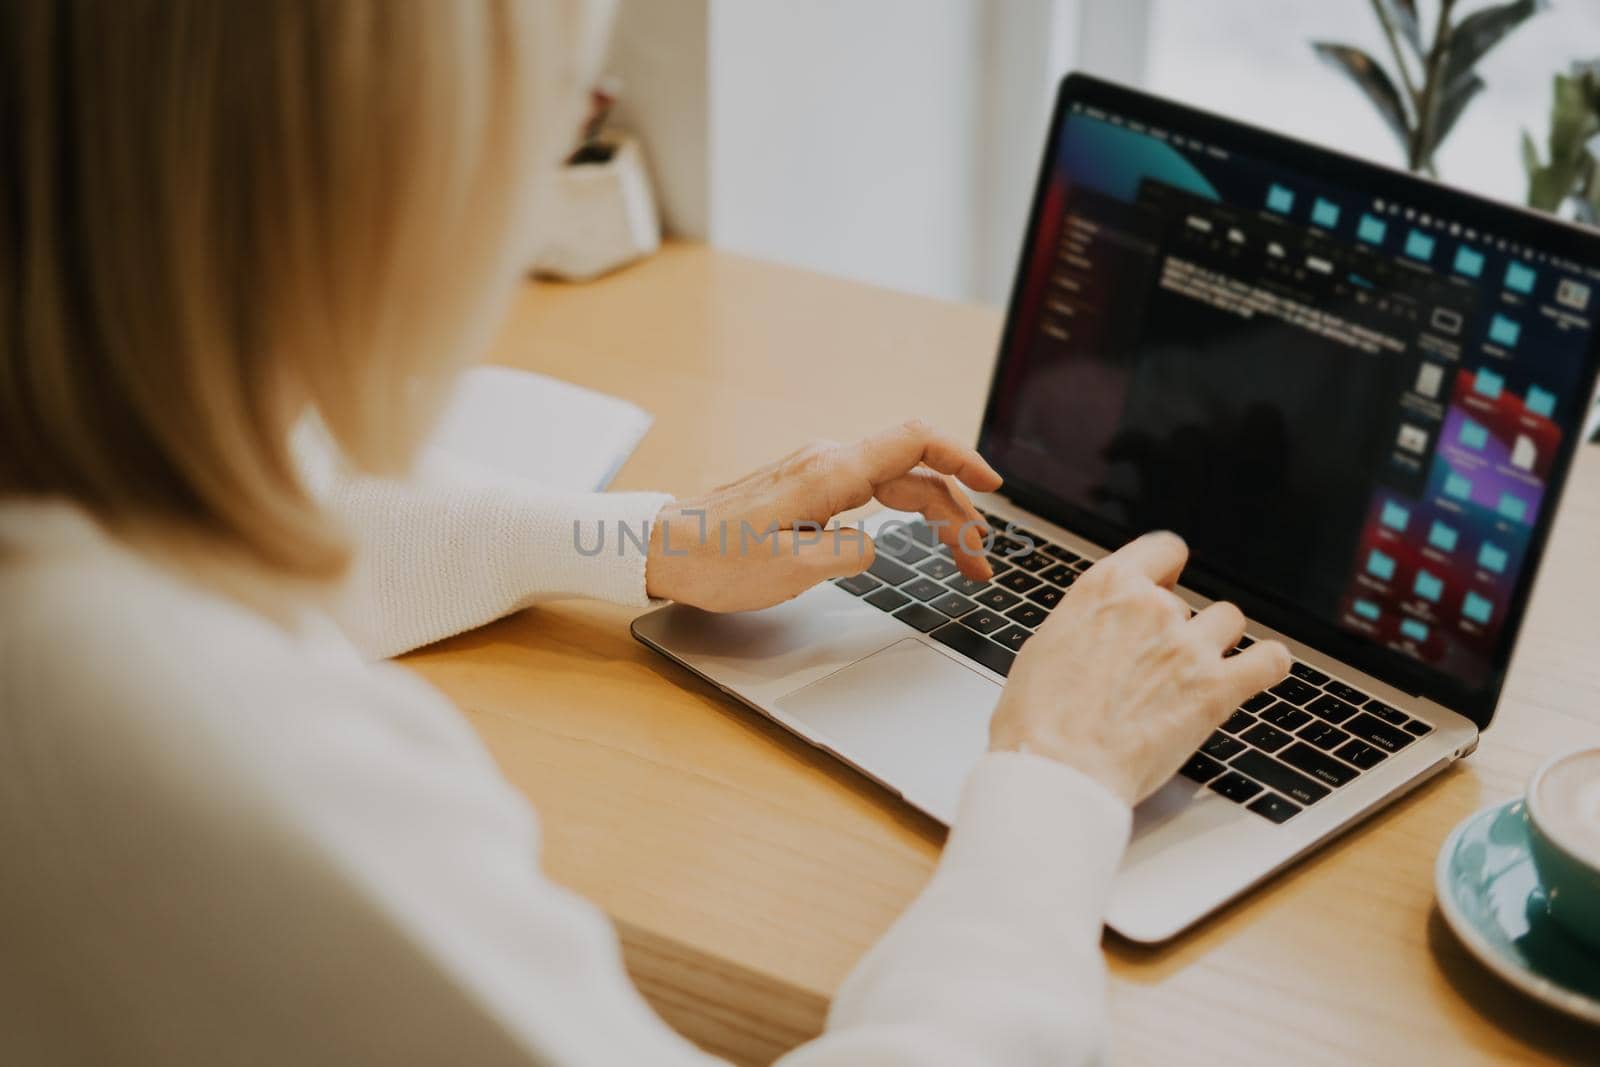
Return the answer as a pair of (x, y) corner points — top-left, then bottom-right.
(633, 74), (1600, 942)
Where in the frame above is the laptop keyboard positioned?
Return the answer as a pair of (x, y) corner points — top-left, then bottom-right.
(832, 510), (1434, 825)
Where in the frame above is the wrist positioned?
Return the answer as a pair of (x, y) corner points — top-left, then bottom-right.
(646, 501), (698, 602)
(988, 737), (1139, 807)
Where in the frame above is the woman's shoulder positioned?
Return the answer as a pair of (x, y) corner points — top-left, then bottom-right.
(0, 499), (481, 777)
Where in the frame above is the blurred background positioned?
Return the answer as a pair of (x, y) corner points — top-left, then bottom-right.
(605, 0), (1599, 305)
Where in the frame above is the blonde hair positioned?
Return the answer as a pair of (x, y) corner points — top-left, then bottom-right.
(0, 0), (601, 578)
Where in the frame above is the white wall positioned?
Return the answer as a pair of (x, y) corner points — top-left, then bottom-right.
(606, 0), (711, 238)
(707, 0), (984, 301)
(605, 0), (1145, 303)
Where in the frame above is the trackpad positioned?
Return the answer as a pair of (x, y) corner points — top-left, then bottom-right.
(775, 639), (1001, 822)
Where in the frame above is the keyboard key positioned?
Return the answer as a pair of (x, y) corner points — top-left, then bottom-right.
(1364, 698), (1407, 725)
(865, 587), (910, 612)
(1027, 584), (1065, 609)
(1325, 681), (1367, 705)
(1005, 602), (1050, 629)
(835, 573), (881, 596)
(1220, 709), (1255, 735)
(1247, 793), (1303, 824)
(1242, 722), (1293, 753)
(1008, 550), (1050, 573)
(1306, 693), (1357, 723)
(992, 625), (1032, 651)
(1231, 750), (1331, 805)
(917, 556), (960, 581)
(1334, 739), (1387, 769)
(893, 603), (947, 632)
(944, 574), (990, 598)
(1236, 635), (1255, 648)
(1201, 731), (1247, 760)
(974, 586), (1021, 611)
(1290, 662), (1330, 686)
(902, 577), (947, 601)
(904, 521), (938, 546)
(1269, 677), (1319, 705)
(997, 570), (1042, 594)
(1042, 543), (1082, 564)
(1279, 742), (1359, 788)
(878, 538), (931, 564)
(1403, 719), (1432, 736)
(1208, 772), (1264, 804)
(1299, 722), (1348, 751)
(961, 608), (1009, 634)
(1242, 691), (1276, 713)
(989, 533), (1027, 557)
(867, 556), (916, 586)
(929, 623), (1015, 677)
(1040, 563), (1077, 586)
(1344, 713), (1415, 753)
(1179, 751), (1226, 783)
(929, 591), (977, 618)
(1260, 701), (1311, 730)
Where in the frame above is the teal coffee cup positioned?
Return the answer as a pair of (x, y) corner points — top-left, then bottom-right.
(1525, 747), (1600, 954)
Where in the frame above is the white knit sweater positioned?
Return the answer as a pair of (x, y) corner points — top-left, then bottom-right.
(0, 462), (1131, 1066)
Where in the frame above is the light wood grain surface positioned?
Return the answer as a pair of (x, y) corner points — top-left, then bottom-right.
(402, 243), (1600, 1065)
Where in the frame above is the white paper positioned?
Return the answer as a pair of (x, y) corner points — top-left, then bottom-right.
(425, 366), (652, 492)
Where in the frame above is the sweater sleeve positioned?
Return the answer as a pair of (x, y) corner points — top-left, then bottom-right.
(779, 752), (1131, 1066)
(293, 420), (671, 659)
(233, 680), (1130, 1067)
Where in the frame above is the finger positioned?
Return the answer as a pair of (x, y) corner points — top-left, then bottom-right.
(1188, 601), (1246, 652)
(1218, 640), (1293, 707)
(848, 419), (1002, 492)
(1101, 530), (1188, 588)
(875, 469), (993, 579)
(1158, 587), (1192, 624)
(795, 528), (875, 581)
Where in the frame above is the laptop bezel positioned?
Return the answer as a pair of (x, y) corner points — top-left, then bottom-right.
(976, 73), (1600, 730)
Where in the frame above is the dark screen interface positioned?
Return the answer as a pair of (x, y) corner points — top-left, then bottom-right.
(984, 102), (1599, 689)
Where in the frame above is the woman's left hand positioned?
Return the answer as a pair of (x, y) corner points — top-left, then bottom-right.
(645, 419), (1003, 611)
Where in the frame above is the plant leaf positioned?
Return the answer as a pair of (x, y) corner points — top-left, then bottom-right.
(1521, 129), (1543, 176)
(1443, 0), (1548, 96)
(1427, 73), (1483, 156)
(1312, 42), (1411, 157)
(1378, 0), (1423, 55)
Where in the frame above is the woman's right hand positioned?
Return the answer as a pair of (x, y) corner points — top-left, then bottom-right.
(989, 531), (1292, 807)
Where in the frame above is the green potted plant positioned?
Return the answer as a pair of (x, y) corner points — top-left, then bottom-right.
(1313, 0), (1548, 177)
(1524, 60), (1600, 222)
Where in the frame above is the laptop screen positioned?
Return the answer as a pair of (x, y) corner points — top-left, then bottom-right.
(979, 76), (1600, 725)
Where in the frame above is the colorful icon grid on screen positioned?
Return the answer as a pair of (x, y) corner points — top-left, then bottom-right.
(1505, 261), (1536, 294)
(1267, 184), (1294, 213)
(1400, 618), (1429, 642)
(1462, 591), (1494, 625)
(1478, 541), (1508, 573)
(1428, 521), (1458, 553)
(1413, 569), (1444, 603)
(1453, 246), (1484, 277)
(1489, 314), (1521, 347)
(1381, 500), (1410, 532)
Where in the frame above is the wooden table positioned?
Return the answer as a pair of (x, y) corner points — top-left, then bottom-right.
(403, 243), (1600, 1065)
